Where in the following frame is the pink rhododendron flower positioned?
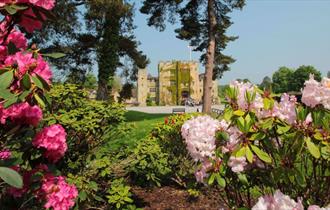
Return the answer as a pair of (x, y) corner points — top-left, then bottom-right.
(6, 31), (27, 49)
(320, 77), (330, 109)
(0, 149), (11, 160)
(273, 93), (297, 124)
(4, 51), (52, 84)
(0, 0), (12, 7)
(1, 102), (42, 126)
(3, 102), (42, 126)
(32, 124), (67, 163)
(252, 190), (304, 210)
(229, 80), (263, 111)
(221, 126), (242, 153)
(181, 116), (220, 161)
(308, 205), (330, 210)
(39, 175), (78, 210)
(228, 156), (247, 173)
(28, 0), (55, 10)
(301, 75), (323, 108)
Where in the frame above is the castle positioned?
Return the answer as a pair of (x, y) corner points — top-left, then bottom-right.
(137, 60), (219, 106)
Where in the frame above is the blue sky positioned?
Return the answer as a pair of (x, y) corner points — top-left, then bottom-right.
(134, 0), (330, 85)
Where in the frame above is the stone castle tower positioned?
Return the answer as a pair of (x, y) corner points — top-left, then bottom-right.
(137, 60), (219, 106)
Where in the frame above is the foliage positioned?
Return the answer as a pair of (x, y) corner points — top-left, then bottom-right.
(272, 66), (321, 93)
(272, 66), (294, 93)
(119, 83), (134, 102)
(259, 76), (272, 91)
(46, 84), (127, 172)
(33, 0), (148, 99)
(181, 79), (330, 209)
(83, 73), (98, 89)
(289, 65), (321, 92)
(129, 137), (171, 187)
(106, 178), (138, 210)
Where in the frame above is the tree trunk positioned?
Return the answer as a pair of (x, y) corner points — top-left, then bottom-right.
(96, 11), (119, 101)
(202, 0), (216, 114)
(96, 80), (109, 100)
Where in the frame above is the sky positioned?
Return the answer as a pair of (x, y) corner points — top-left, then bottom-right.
(133, 0), (330, 85)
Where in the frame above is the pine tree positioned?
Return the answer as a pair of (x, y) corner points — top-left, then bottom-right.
(140, 0), (245, 113)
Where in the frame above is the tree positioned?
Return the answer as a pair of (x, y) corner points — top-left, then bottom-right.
(259, 76), (272, 91)
(327, 71), (330, 78)
(272, 67), (294, 93)
(140, 0), (245, 113)
(119, 83), (133, 102)
(33, 0), (149, 100)
(289, 65), (321, 92)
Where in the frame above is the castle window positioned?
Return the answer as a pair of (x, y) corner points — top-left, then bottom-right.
(170, 80), (176, 86)
(150, 88), (156, 92)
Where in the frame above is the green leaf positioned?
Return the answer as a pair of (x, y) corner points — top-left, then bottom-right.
(215, 174), (226, 188)
(34, 93), (45, 108)
(250, 132), (266, 141)
(3, 97), (17, 108)
(233, 110), (245, 116)
(236, 147), (246, 157)
(42, 53), (66, 59)
(238, 173), (249, 185)
(78, 191), (87, 201)
(250, 145), (272, 163)
(0, 71), (13, 89)
(277, 125), (291, 134)
(0, 89), (15, 100)
(18, 90), (31, 102)
(208, 173), (215, 185)
(260, 118), (273, 130)
(0, 167), (23, 188)
(246, 146), (253, 163)
(4, 5), (17, 15)
(32, 76), (44, 89)
(305, 137), (320, 159)
(11, 4), (28, 10)
(21, 74), (31, 90)
(295, 168), (306, 187)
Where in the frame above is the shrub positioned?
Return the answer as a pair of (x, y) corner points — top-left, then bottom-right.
(0, 1), (78, 209)
(129, 137), (171, 187)
(181, 77), (330, 209)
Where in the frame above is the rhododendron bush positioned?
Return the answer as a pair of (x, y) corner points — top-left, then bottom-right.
(182, 77), (330, 208)
(0, 1), (77, 209)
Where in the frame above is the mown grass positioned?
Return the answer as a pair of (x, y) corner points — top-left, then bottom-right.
(107, 111), (169, 151)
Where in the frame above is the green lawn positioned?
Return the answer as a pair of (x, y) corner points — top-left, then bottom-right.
(108, 111), (169, 151)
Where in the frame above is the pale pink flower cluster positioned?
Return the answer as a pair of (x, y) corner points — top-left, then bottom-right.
(0, 102), (42, 126)
(181, 116), (220, 161)
(229, 81), (263, 111)
(221, 125), (242, 154)
(0, 149), (11, 160)
(257, 93), (297, 124)
(32, 124), (67, 163)
(253, 190), (330, 210)
(274, 93), (297, 124)
(195, 160), (213, 183)
(40, 175), (78, 210)
(301, 75), (330, 109)
(252, 190), (304, 210)
(228, 156), (247, 173)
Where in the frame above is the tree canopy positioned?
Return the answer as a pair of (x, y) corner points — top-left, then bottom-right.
(33, 0), (148, 100)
